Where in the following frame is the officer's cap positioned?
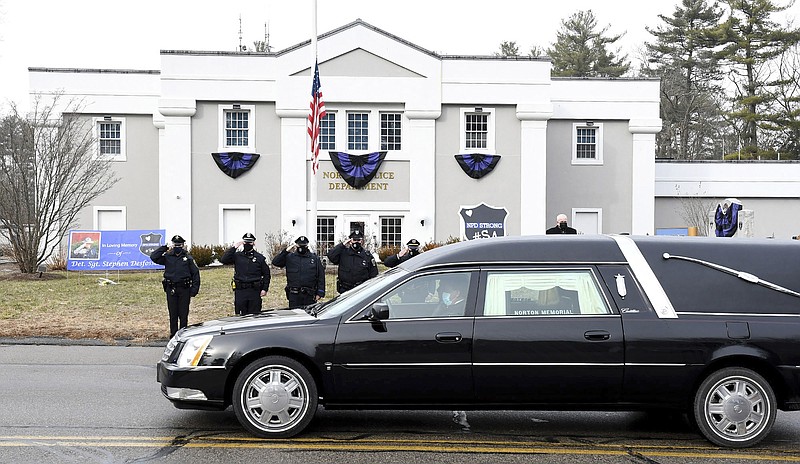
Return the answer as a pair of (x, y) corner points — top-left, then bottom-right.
(407, 239), (421, 247)
(349, 230), (364, 240)
(242, 232), (256, 243)
(171, 235), (186, 244)
(295, 236), (310, 245)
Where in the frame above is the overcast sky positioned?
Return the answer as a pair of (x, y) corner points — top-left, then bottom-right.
(2, 0), (799, 113)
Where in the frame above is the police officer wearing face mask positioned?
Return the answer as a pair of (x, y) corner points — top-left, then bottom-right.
(271, 236), (325, 308)
(219, 233), (271, 315)
(150, 235), (201, 337)
(326, 229), (378, 294)
(545, 213), (578, 234)
(383, 238), (422, 268)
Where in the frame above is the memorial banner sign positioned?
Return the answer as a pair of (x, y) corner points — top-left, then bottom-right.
(67, 229), (166, 271)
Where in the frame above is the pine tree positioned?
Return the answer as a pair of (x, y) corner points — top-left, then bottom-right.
(644, 0), (724, 159)
(714, 0), (800, 156)
(548, 10), (630, 77)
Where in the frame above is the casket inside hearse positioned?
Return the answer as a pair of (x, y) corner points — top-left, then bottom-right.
(157, 234), (800, 448)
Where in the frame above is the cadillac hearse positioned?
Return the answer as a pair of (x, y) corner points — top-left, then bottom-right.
(157, 235), (800, 448)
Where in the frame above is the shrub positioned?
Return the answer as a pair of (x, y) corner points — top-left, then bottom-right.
(423, 236), (460, 251)
(211, 244), (227, 262)
(377, 245), (400, 262)
(189, 244), (214, 267)
(47, 247), (68, 271)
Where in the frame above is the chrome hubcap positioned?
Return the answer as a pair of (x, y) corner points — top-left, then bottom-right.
(243, 365), (308, 432)
(705, 377), (768, 440)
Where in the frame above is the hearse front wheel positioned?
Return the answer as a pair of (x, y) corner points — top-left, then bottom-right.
(693, 367), (776, 448)
(232, 356), (318, 438)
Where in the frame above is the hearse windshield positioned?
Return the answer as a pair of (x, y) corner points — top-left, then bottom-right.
(313, 267), (407, 318)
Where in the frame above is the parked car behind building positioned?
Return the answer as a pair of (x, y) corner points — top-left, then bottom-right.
(157, 235), (800, 448)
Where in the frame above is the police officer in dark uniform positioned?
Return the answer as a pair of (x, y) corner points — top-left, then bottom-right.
(219, 233), (271, 315)
(327, 229), (378, 294)
(271, 235), (326, 308)
(383, 238), (422, 267)
(150, 235), (201, 338)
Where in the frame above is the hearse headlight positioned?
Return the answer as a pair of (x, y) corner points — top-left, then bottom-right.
(161, 335), (179, 362)
(175, 335), (214, 368)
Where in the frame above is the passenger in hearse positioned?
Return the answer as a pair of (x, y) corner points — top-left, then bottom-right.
(432, 277), (467, 317)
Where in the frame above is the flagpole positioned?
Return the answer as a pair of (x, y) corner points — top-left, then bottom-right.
(308, 0), (318, 249)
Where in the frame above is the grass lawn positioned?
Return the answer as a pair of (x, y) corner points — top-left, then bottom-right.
(0, 264), (346, 343)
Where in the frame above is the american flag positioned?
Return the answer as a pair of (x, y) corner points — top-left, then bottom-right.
(308, 60), (326, 175)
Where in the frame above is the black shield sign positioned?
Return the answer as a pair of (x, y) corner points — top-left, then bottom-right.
(140, 232), (163, 256)
(460, 203), (508, 240)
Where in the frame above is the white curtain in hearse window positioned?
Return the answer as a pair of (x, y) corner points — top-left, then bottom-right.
(483, 270), (609, 316)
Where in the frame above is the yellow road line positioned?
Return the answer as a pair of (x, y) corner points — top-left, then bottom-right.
(0, 435), (799, 461)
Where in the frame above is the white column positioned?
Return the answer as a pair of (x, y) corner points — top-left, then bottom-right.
(629, 118), (663, 235)
(517, 103), (553, 236)
(405, 110), (440, 243)
(276, 109), (309, 237)
(157, 99), (196, 244)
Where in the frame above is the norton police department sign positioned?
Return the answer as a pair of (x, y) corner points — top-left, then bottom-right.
(316, 160), (410, 202)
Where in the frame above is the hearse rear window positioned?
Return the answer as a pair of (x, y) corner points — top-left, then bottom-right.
(483, 270), (610, 316)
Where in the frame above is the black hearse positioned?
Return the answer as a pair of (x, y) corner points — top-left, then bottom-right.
(157, 235), (800, 448)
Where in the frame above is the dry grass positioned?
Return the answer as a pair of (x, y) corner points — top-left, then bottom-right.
(0, 264), (343, 343)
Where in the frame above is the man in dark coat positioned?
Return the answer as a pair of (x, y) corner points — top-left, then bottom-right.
(150, 235), (201, 338)
(545, 214), (578, 234)
(327, 229), (378, 294)
(271, 235), (325, 308)
(383, 238), (422, 268)
(219, 233), (271, 315)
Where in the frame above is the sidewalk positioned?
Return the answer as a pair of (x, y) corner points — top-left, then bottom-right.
(0, 336), (168, 347)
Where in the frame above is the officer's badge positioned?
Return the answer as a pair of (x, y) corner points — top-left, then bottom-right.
(139, 232), (163, 256)
(183, 257), (188, 261)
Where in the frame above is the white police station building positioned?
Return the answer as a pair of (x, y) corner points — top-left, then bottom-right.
(28, 20), (800, 250)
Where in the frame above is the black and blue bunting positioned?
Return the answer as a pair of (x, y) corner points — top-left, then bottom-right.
(328, 151), (388, 188)
(454, 153), (501, 179)
(715, 200), (742, 237)
(211, 152), (260, 179)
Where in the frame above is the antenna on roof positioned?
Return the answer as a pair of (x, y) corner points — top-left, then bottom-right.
(238, 14), (247, 52)
(265, 21), (271, 53)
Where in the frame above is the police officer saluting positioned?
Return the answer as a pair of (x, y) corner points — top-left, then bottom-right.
(220, 233), (271, 315)
(271, 236), (325, 308)
(383, 238), (422, 268)
(150, 235), (200, 338)
(327, 229), (378, 294)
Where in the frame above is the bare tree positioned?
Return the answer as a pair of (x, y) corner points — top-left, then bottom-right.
(676, 185), (716, 236)
(0, 95), (119, 273)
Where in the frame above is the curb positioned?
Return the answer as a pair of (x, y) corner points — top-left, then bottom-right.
(0, 337), (168, 347)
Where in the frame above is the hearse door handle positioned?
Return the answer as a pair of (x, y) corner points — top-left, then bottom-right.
(435, 332), (462, 343)
(584, 330), (611, 341)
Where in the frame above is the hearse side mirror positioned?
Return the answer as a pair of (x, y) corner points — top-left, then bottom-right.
(367, 302), (390, 322)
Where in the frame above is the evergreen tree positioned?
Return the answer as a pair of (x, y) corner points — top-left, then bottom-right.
(498, 41), (520, 57)
(714, 0), (800, 156)
(644, 0), (725, 159)
(548, 10), (630, 77)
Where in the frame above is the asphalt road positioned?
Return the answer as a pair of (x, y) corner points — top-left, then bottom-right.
(1, 343), (799, 464)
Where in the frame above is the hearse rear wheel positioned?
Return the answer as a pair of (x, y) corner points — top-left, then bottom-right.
(232, 356), (318, 438)
(693, 367), (776, 448)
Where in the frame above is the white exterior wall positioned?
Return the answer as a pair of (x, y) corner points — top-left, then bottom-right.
(655, 162), (800, 239)
(28, 20), (665, 246)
